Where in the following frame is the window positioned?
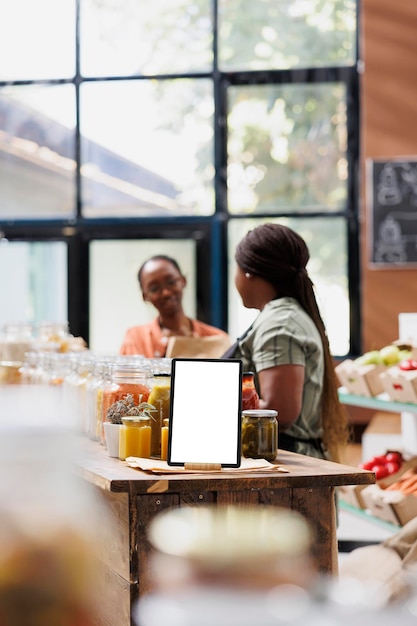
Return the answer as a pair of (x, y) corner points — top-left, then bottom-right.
(0, 0), (360, 356)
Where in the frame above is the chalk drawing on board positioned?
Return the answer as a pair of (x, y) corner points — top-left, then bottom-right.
(376, 164), (402, 206)
(370, 159), (417, 266)
(374, 216), (406, 263)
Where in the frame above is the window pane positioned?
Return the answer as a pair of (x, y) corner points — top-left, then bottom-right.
(219, 0), (356, 71)
(0, 241), (67, 327)
(227, 82), (347, 214)
(0, 85), (76, 220)
(89, 239), (196, 353)
(80, 80), (214, 218)
(0, 0), (75, 80)
(80, 0), (213, 77)
(228, 217), (349, 356)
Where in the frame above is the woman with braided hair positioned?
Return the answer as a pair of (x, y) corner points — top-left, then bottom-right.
(227, 223), (350, 462)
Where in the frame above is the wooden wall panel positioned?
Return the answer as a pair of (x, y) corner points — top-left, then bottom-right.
(361, 0), (417, 351)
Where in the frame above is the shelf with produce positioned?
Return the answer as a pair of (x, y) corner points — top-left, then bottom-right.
(338, 388), (417, 414)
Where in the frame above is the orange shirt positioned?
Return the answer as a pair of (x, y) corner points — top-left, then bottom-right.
(120, 318), (229, 358)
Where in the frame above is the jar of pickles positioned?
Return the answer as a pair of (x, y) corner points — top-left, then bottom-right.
(147, 373), (171, 458)
(241, 409), (278, 462)
(119, 416), (152, 460)
(241, 371), (259, 410)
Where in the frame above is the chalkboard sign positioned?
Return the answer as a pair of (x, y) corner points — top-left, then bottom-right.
(369, 158), (417, 267)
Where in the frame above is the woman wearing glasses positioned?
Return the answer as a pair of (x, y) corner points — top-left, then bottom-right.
(119, 255), (229, 358)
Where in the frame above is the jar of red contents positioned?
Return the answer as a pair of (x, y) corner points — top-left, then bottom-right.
(101, 360), (151, 444)
(241, 371), (259, 410)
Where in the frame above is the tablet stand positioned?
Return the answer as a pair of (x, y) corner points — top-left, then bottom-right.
(184, 463), (222, 471)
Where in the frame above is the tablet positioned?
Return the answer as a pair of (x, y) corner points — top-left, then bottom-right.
(168, 358), (242, 468)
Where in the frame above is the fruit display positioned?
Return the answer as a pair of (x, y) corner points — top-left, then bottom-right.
(354, 344), (411, 367)
(336, 342), (416, 398)
(359, 450), (404, 479)
(380, 360), (417, 403)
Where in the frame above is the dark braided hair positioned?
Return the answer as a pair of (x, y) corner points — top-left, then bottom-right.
(236, 223), (349, 462)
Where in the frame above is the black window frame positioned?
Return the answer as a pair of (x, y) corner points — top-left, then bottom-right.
(0, 0), (361, 356)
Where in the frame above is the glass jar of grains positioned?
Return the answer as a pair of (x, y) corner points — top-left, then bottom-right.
(101, 360), (151, 444)
(241, 409), (278, 462)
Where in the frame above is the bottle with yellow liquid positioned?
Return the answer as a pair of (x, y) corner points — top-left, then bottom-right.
(119, 416), (151, 460)
(147, 373), (171, 457)
(160, 418), (169, 461)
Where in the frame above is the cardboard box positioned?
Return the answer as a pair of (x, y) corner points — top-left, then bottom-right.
(380, 366), (417, 404)
(335, 359), (385, 397)
(361, 456), (417, 526)
(360, 483), (417, 526)
(361, 413), (402, 461)
(338, 483), (368, 509)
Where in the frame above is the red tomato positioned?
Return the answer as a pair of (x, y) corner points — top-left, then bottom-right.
(371, 464), (389, 480)
(370, 455), (387, 466)
(385, 461), (401, 475)
(385, 451), (403, 465)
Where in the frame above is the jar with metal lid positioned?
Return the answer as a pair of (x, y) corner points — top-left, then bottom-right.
(241, 409), (278, 462)
(119, 416), (152, 461)
(147, 373), (171, 457)
(241, 371), (260, 410)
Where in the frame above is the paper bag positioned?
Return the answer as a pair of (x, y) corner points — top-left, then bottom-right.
(165, 335), (231, 358)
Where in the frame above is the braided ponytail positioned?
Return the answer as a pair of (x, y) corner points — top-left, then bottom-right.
(237, 223), (350, 462)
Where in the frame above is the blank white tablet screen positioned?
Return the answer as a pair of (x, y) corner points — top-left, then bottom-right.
(168, 359), (242, 467)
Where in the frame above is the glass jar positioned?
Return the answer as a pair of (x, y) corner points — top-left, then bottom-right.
(142, 504), (315, 596)
(0, 322), (34, 362)
(241, 409), (278, 462)
(241, 371), (260, 410)
(85, 358), (112, 441)
(0, 422), (103, 624)
(147, 373), (171, 458)
(62, 354), (95, 433)
(160, 418), (169, 461)
(101, 360), (151, 444)
(119, 416), (151, 460)
(37, 321), (69, 352)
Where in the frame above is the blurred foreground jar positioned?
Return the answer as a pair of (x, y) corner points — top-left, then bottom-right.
(0, 422), (104, 625)
(135, 505), (316, 626)
(241, 409), (278, 462)
(147, 505), (315, 591)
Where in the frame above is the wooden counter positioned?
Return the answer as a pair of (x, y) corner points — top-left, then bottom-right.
(78, 441), (374, 626)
